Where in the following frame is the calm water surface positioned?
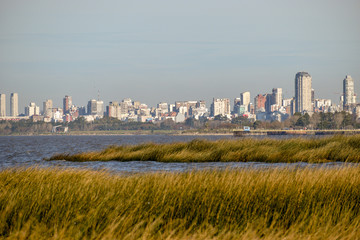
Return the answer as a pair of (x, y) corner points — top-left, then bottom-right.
(0, 135), (350, 173)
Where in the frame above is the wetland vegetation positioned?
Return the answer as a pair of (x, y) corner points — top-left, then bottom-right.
(48, 135), (360, 163)
(1, 166), (359, 239)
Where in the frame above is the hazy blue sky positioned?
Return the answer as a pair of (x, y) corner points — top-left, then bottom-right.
(1, 0), (359, 112)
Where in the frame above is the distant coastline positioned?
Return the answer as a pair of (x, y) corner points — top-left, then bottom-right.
(0, 129), (234, 137)
(4, 129), (360, 137)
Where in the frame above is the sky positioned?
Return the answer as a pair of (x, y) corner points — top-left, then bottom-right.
(0, 0), (360, 112)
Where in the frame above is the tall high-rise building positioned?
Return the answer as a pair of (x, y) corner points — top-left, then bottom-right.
(210, 98), (230, 117)
(343, 75), (355, 109)
(107, 101), (120, 119)
(10, 93), (18, 117)
(25, 102), (40, 116)
(233, 98), (241, 114)
(295, 72), (312, 113)
(63, 95), (72, 113)
(240, 91), (251, 111)
(272, 88), (282, 107)
(43, 99), (53, 118)
(0, 94), (6, 117)
(96, 101), (104, 116)
(87, 99), (104, 116)
(87, 99), (97, 115)
(254, 94), (267, 112)
(265, 94), (273, 113)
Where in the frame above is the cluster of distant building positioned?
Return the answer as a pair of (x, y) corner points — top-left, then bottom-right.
(1, 72), (359, 123)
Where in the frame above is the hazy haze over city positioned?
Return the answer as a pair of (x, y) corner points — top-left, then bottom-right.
(1, 0), (359, 112)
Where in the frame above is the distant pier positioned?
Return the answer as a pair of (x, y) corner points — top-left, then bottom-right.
(233, 129), (360, 137)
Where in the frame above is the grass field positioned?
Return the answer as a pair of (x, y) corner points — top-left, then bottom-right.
(48, 135), (360, 163)
(1, 166), (359, 239)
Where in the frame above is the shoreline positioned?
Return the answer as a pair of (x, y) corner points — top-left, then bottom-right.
(0, 131), (234, 137)
(3, 129), (360, 137)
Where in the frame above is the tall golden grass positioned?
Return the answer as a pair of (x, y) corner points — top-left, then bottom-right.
(1, 166), (359, 239)
(48, 135), (360, 163)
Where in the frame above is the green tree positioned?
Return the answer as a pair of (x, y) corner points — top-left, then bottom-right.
(295, 114), (310, 127)
(214, 115), (228, 121)
(231, 116), (249, 125)
(253, 120), (262, 130)
(185, 118), (196, 127)
(342, 112), (354, 129)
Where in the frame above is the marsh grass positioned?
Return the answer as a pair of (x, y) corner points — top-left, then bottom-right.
(48, 135), (360, 163)
(1, 167), (360, 239)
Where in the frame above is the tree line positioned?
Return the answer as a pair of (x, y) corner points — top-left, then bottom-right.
(0, 111), (359, 135)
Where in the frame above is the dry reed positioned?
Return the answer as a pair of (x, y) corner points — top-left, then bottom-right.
(48, 135), (360, 163)
(1, 166), (359, 239)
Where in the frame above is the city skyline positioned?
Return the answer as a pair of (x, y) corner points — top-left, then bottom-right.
(1, 1), (359, 111)
(0, 71), (358, 116)
(1, 71), (358, 113)
(0, 72), (357, 116)
(0, 72), (356, 121)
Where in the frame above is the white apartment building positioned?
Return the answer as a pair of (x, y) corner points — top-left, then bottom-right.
(343, 75), (355, 109)
(25, 102), (40, 116)
(10, 93), (18, 117)
(295, 72), (312, 113)
(240, 91), (250, 112)
(211, 98), (230, 117)
(0, 94), (5, 117)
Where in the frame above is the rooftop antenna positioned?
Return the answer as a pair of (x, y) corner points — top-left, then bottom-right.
(97, 90), (100, 101)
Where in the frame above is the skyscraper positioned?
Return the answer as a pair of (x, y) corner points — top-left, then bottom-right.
(87, 99), (104, 116)
(87, 99), (97, 115)
(0, 94), (6, 117)
(265, 94), (273, 113)
(272, 88), (282, 107)
(96, 100), (104, 116)
(233, 98), (241, 114)
(63, 95), (72, 113)
(240, 91), (250, 112)
(295, 72), (312, 113)
(43, 99), (53, 118)
(254, 94), (266, 112)
(10, 93), (18, 117)
(107, 102), (120, 119)
(343, 75), (355, 109)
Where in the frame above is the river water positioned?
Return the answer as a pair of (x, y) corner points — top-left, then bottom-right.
(0, 135), (350, 173)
